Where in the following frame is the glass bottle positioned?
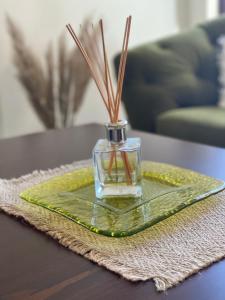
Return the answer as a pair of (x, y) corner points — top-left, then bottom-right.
(93, 120), (142, 199)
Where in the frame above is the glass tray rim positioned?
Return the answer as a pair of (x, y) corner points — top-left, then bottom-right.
(20, 161), (225, 237)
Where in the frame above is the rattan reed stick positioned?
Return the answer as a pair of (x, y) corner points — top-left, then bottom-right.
(66, 17), (132, 183)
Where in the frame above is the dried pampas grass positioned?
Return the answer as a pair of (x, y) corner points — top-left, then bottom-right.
(7, 16), (97, 129)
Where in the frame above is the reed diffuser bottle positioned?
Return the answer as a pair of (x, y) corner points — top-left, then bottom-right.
(67, 16), (142, 198)
(93, 121), (142, 199)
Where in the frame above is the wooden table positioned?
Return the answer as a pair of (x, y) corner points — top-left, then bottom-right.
(1, 124), (225, 300)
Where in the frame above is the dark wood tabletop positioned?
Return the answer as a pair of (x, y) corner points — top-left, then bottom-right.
(1, 123), (225, 300)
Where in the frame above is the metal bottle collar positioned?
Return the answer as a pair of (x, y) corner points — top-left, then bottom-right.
(104, 120), (127, 144)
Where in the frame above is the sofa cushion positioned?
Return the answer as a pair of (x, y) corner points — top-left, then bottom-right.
(159, 28), (215, 73)
(156, 107), (225, 147)
(157, 28), (218, 107)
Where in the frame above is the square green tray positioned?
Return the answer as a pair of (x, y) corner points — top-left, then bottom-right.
(20, 161), (225, 237)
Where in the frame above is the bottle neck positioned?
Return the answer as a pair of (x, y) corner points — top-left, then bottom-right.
(105, 120), (127, 145)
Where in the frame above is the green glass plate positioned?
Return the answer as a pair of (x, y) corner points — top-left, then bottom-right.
(20, 161), (225, 237)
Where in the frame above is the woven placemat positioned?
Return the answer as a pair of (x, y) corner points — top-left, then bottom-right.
(0, 160), (225, 291)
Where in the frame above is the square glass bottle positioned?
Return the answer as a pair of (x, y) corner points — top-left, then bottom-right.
(93, 121), (142, 199)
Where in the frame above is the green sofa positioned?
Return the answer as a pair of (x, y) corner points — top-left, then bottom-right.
(114, 16), (225, 148)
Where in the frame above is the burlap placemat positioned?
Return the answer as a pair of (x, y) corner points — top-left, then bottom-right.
(0, 160), (225, 291)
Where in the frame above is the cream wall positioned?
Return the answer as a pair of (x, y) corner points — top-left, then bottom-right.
(0, 0), (178, 138)
(176, 0), (219, 30)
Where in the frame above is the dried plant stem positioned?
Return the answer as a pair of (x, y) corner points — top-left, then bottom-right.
(7, 16), (93, 129)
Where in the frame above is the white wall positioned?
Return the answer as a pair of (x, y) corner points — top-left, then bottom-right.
(0, 0), (179, 138)
(176, 0), (219, 30)
(189, 0), (218, 25)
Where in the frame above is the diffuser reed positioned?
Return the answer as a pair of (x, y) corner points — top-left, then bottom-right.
(66, 16), (131, 124)
(66, 16), (142, 199)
